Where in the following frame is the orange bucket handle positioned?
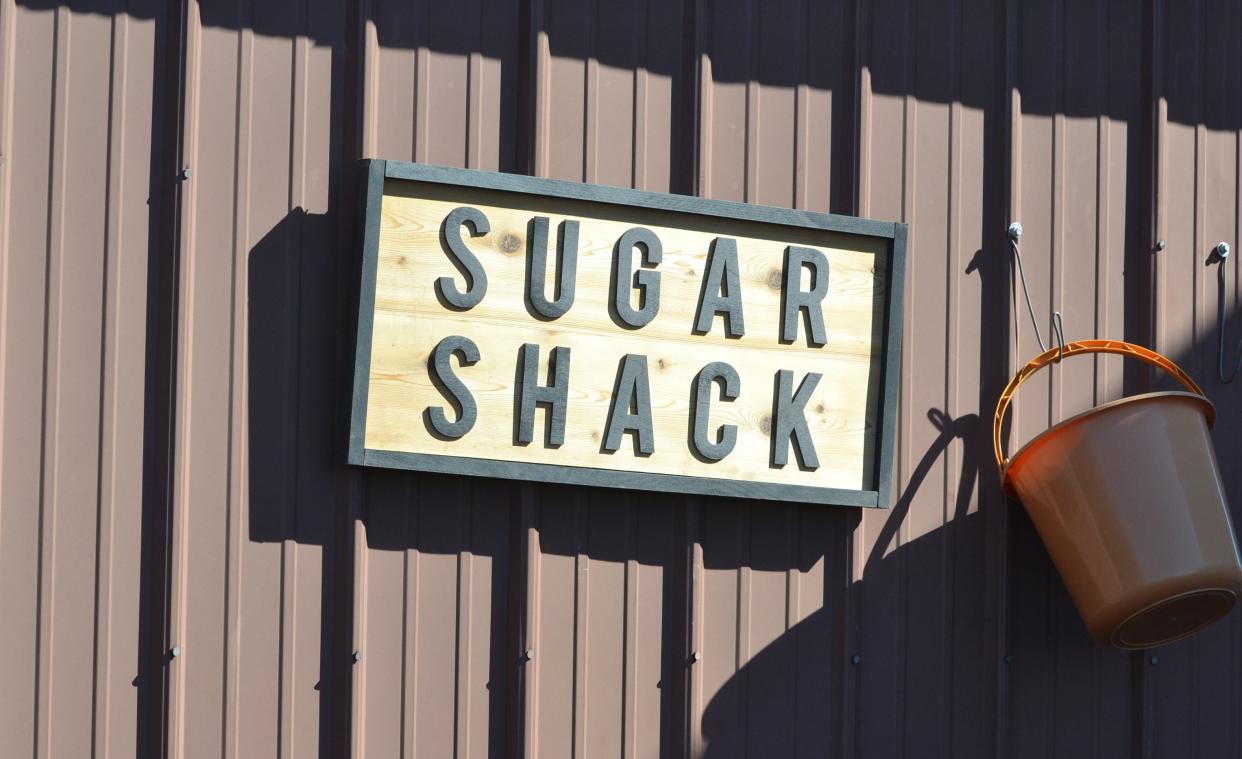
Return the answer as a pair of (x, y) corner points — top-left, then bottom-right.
(993, 339), (1210, 483)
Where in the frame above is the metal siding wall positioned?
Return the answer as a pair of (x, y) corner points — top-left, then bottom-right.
(522, 3), (685, 756)
(1005, 2), (1142, 757)
(0, 1), (158, 757)
(854, 1), (1005, 756)
(163, 2), (344, 756)
(1151, 3), (1242, 757)
(353, 2), (519, 757)
(689, 1), (853, 757)
(3, 0), (1242, 757)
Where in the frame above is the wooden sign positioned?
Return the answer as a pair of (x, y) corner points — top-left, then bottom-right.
(349, 161), (906, 507)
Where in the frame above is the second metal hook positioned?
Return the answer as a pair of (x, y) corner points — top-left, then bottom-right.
(1213, 242), (1242, 384)
(1051, 311), (1066, 363)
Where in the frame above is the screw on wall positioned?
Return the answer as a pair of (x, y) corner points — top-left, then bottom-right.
(178, 167), (192, 181)
(170, 646), (181, 658)
(352, 650), (363, 663)
(1155, 239), (1166, 252)
(520, 649), (534, 664)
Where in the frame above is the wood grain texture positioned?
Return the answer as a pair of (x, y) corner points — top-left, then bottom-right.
(361, 177), (891, 494)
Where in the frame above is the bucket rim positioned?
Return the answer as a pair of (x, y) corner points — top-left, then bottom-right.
(1001, 391), (1216, 490)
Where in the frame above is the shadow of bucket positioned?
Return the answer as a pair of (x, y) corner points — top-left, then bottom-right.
(994, 340), (1242, 649)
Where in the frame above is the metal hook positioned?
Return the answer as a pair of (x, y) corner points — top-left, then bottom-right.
(1051, 311), (1066, 363)
(1213, 242), (1242, 383)
(1008, 221), (1065, 357)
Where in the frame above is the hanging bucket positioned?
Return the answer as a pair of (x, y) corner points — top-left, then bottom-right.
(994, 340), (1242, 649)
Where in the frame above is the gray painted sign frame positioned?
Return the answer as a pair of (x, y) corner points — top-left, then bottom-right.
(348, 159), (907, 508)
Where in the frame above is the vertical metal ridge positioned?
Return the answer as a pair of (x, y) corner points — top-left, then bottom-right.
(896, 6), (917, 756)
(165, 0), (203, 752)
(741, 0), (756, 204)
(685, 500), (704, 757)
(783, 510), (799, 749)
(352, 6), (378, 756)
(520, 486), (540, 758)
(1049, 0), (1064, 427)
(400, 490), (416, 758)
(93, 13), (133, 756)
(1190, 4), (1206, 377)
(843, 0), (868, 753)
(693, 0), (710, 198)
(791, 0), (808, 209)
(631, 0), (647, 191)
(582, 0), (598, 185)
(570, 501), (587, 759)
(349, 477), (369, 759)
(35, 7), (71, 756)
(413, 0), (429, 163)
(620, 501), (638, 759)
(453, 508), (473, 758)
(941, 3), (964, 755)
(1092, 0), (1110, 405)
(531, 0), (550, 178)
(278, 24), (312, 758)
(466, 50), (482, 169)
(223, 19), (254, 759)
(735, 513), (751, 745)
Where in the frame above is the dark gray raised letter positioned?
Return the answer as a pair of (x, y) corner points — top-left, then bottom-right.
(780, 245), (829, 345)
(426, 336), (480, 439)
(693, 238), (745, 337)
(517, 344), (571, 446)
(436, 206), (490, 309)
(771, 369), (821, 469)
(612, 227), (662, 327)
(527, 216), (579, 318)
(691, 362), (740, 461)
(603, 355), (654, 454)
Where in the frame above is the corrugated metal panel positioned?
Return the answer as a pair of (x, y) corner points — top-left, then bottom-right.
(852, 1), (1008, 756)
(1003, 2), (1143, 757)
(163, 2), (345, 756)
(0, 2), (159, 757)
(520, 2), (689, 758)
(3, 0), (1242, 757)
(688, 1), (854, 757)
(1150, 3), (1242, 757)
(352, 2), (520, 757)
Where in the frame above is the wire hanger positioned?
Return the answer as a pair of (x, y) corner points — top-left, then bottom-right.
(1008, 223), (1066, 363)
(1212, 242), (1242, 384)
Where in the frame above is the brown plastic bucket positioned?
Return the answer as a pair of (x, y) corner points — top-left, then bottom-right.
(994, 340), (1242, 649)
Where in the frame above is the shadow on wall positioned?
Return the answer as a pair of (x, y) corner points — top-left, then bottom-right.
(694, 407), (981, 756)
(9, 0), (1242, 755)
(233, 4), (1242, 756)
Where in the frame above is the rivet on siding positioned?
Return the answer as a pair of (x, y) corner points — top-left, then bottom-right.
(1149, 655), (1159, 666)
(1216, 242), (1231, 260)
(1007, 222), (1023, 241)
(170, 646), (181, 658)
(688, 651), (700, 665)
(178, 167), (192, 180)
(850, 654), (861, 665)
(352, 650), (363, 663)
(1155, 239), (1166, 252)
(520, 649), (534, 664)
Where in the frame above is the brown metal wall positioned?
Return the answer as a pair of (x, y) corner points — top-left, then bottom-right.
(0, 1), (162, 757)
(2, 0), (1242, 757)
